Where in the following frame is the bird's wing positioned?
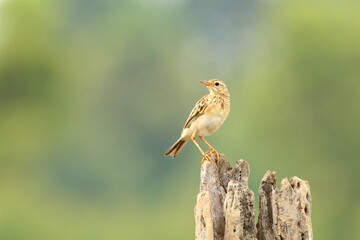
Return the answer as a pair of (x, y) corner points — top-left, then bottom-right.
(183, 95), (209, 129)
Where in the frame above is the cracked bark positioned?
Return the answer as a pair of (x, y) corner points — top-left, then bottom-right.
(194, 154), (312, 240)
(257, 172), (313, 240)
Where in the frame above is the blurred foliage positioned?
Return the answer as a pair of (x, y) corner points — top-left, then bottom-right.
(0, 0), (359, 239)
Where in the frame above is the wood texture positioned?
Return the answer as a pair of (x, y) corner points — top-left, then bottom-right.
(195, 154), (228, 240)
(223, 160), (256, 240)
(257, 172), (313, 240)
(194, 154), (312, 240)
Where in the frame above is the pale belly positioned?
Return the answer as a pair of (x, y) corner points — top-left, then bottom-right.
(180, 112), (227, 138)
(195, 114), (224, 136)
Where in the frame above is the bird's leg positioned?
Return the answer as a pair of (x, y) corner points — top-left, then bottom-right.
(191, 136), (216, 165)
(199, 136), (220, 160)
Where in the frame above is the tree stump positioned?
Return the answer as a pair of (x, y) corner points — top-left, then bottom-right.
(194, 154), (313, 240)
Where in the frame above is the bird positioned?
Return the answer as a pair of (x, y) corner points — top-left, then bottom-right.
(164, 79), (230, 164)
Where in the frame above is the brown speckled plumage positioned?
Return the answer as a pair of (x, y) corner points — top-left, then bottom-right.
(164, 79), (230, 164)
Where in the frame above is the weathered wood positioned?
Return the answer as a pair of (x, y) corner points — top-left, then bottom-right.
(278, 177), (312, 240)
(195, 154), (227, 240)
(223, 160), (256, 240)
(194, 154), (312, 240)
(257, 172), (313, 240)
(257, 171), (278, 240)
(195, 154), (256, 240)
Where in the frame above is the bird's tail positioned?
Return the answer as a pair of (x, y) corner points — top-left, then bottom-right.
(164, 138), (188, 158)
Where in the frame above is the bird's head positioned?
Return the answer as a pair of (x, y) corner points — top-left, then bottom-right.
(200, 79), (229, 96)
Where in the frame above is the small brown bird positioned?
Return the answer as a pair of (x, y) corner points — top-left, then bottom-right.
(164, 79), (230, 163)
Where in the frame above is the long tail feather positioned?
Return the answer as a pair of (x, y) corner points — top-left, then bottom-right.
(164, 138), (188, 158)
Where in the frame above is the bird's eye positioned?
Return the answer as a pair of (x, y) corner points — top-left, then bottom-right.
(215, 82), (219, 86)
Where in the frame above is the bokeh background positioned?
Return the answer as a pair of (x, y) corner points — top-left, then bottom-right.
(0, 0), (359, 239)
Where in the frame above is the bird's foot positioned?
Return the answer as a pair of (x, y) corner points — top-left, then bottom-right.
(209, 148), (220, 161)
(201, 152), (218, 167)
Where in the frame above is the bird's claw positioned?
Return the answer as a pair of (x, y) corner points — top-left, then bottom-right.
(201, 152), (218, 167)
(209, 148), (220, 160)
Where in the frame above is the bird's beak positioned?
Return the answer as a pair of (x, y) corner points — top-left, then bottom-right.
(200, 80), (211, 86)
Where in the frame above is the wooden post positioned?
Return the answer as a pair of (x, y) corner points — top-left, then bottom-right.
(223, 159), (257, 240)
(257, 172), (313, 240)
(194, 154), (313, 240)
(194, 154), (228, 240)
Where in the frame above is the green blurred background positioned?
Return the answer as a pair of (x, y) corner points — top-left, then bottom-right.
(0, 0), (359, 239)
